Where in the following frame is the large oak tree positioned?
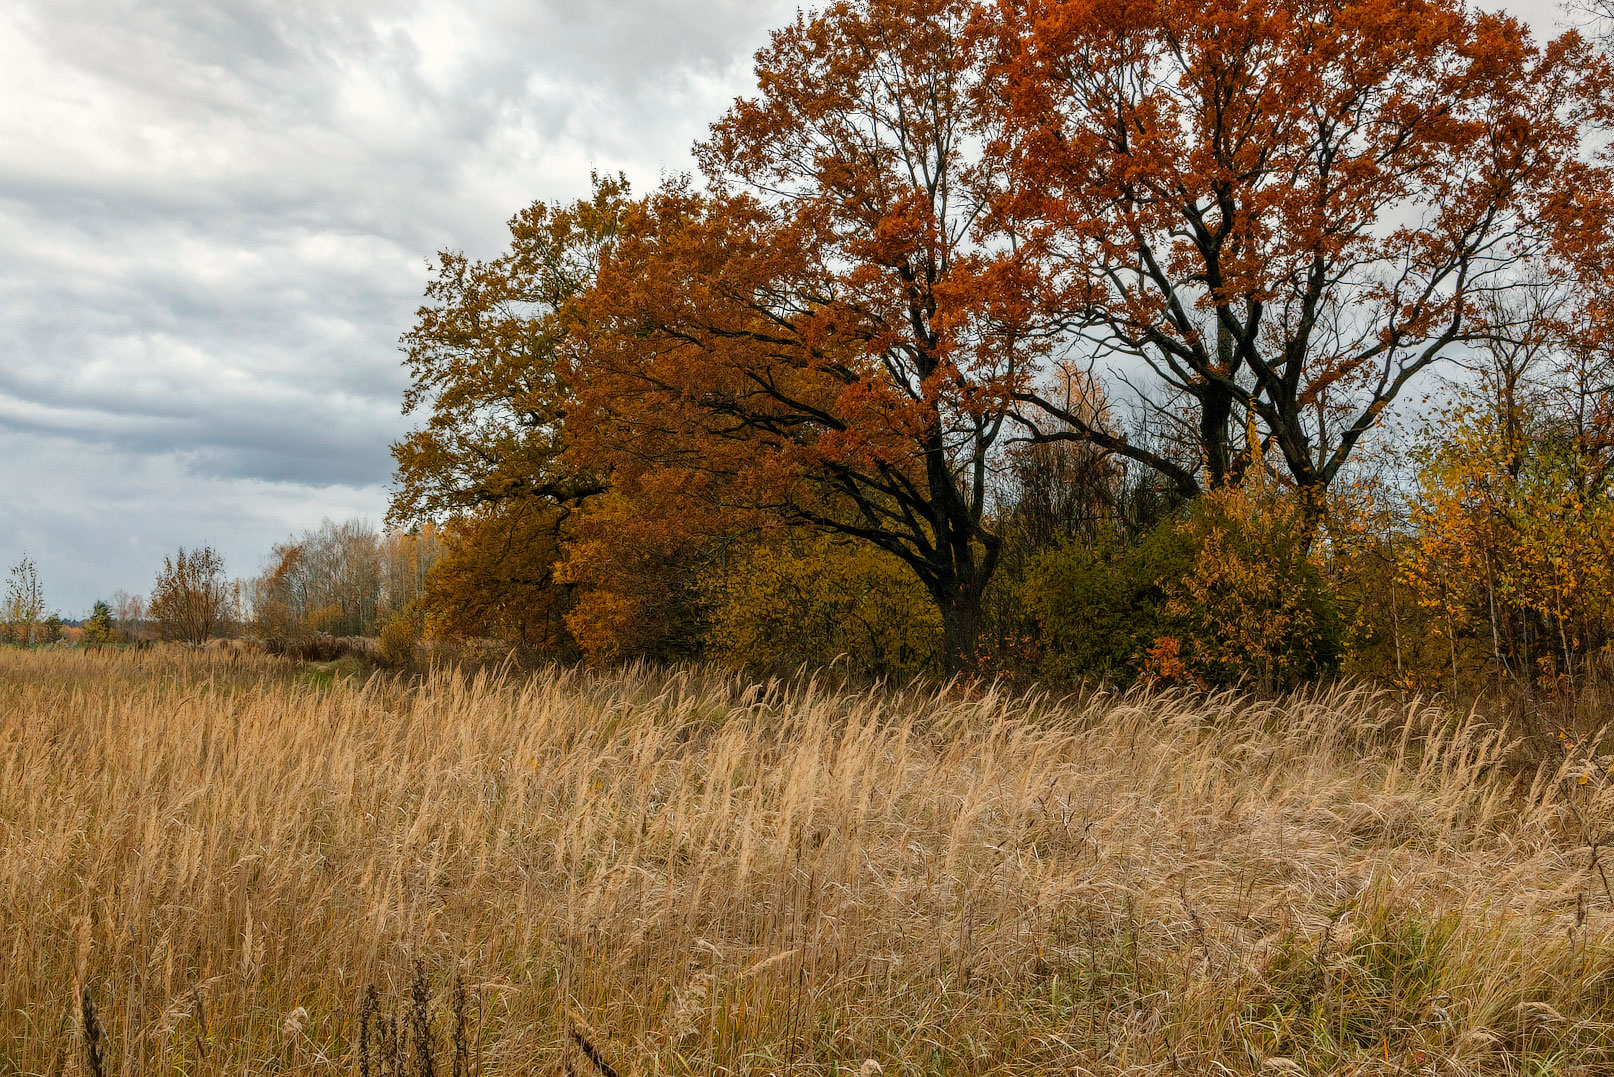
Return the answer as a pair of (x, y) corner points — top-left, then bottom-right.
(569, 0), (1043, 668)
(980, 0), (1613, 505)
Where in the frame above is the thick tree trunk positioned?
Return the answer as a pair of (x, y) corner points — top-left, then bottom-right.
(936, 583), (983, 676)
(1201, 318), (1243, 486)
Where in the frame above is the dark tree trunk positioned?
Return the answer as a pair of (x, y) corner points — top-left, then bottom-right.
(934, 578), (985, 676)
(1201, 318), (1243, 486)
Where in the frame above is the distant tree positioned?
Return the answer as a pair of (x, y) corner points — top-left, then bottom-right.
(110, 590), (148, 642)
(377, 524), (444, 622)
(83, 600), (116, 646)
(149, 547), (233, 644)
(250, 519), (417, 639)
(3, 554), (46, 646)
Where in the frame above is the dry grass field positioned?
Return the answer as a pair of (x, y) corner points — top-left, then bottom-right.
(4, 648), (1614, 1075)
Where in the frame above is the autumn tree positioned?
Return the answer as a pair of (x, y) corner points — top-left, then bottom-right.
(2, 554), (46, 646)
(83, 600), (115, 646)
(1401, 276), (1614, 693)
(571, 0), (1056, 668)
(390, 177), (628, 528)
(377, 525), (444, 622)
(385, 181), (631, 654)
(418, 504), (575, 655)
(150, 547), (234, 644)
(979, 0), (1614, 511)
(386, 0), (1614, 675)
(701, 536), (943, 679)
(110, 591), (148, 642)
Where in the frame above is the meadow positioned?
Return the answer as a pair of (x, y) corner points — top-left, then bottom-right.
(3, 647), (1614, 1075)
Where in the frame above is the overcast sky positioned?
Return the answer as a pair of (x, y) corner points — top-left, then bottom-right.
(0, 0), (801, 615)
(0, 0), (1573, 616)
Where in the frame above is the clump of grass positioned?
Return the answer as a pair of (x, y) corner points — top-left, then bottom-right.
(354, 963), (471, 1077)
(3, 647), (1614, 1073)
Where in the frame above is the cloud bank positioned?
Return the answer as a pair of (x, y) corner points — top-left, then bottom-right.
(0, 0), (795, 613)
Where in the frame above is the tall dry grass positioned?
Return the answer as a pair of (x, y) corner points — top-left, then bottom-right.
(2, 647), (1613, 1075)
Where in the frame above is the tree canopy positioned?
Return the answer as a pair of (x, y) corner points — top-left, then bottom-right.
(390, 0), (1614, 673)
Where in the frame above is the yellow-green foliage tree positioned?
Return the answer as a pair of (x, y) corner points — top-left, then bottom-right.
(386, 181), (629, 660)
(1398, 278), (1614, 695)
(1405, 403), (1614, 691)
(701, 536), (941, 680)
(1321, 472), (1452, 692)
(1, 555), (46, 647)
(82, 601), (115, 646)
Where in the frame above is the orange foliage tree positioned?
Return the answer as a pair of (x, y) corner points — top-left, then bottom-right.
(391, 178), (627, 525)
(568, 0), (1064, 669)
(980, 0), (1613, 508)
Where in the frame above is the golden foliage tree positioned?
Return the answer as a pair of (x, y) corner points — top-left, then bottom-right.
(417, 505), (573, 656)
(1406, 405), (1614, 692)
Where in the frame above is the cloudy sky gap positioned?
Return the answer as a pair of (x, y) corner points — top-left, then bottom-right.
(0, 0), (1566, 615)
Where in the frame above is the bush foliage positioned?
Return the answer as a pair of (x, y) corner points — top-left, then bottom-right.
(1027, 483), (1342, 690)
(701, 537), (941, 680)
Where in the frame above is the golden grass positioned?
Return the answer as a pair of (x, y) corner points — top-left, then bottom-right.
(3, 647), (1614, 1075)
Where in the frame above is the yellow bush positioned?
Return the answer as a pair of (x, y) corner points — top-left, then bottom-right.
(1158, 481), (1342, 690)
(701, 536), (941, 679)
(376, 613), (421, 669)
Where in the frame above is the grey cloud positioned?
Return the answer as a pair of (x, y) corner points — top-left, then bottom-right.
(0, 0), (795, 611)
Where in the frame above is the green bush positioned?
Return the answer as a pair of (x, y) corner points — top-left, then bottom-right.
(1025, 526), (1192, 687)
(1027, 484), (1342, 690)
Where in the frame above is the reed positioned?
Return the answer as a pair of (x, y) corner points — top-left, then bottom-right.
(3, 646), (1613, 1074)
